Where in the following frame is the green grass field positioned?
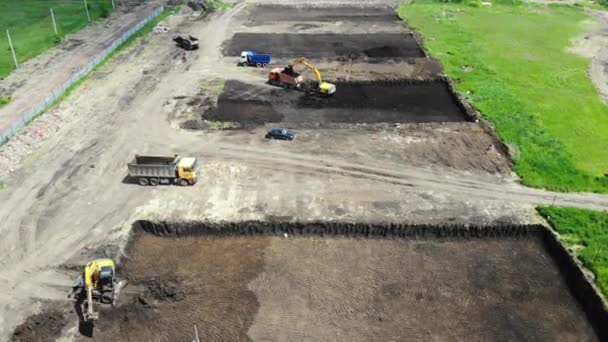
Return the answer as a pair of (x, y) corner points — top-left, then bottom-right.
(538, 206), (608, 296)
(399, 2), (608, 192)
(0, 0), (113, 80)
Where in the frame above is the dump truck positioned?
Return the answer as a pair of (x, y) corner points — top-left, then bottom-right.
(268, 57), (336, 96)
(239, 51), (271, 67)
(173, 35), (199, 50)
(127, 155), (198, 186)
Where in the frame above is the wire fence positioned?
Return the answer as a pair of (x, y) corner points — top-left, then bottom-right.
(0, 0), (127, 78)
(0, 5), (165, 144)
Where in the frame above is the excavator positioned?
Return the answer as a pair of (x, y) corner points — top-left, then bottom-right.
(268, 57), (336, 96)
(70, 258), (126, 321)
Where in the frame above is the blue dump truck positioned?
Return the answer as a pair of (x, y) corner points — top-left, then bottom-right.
(239, 51), (271, 67)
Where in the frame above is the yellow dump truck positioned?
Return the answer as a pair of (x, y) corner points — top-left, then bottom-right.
(127, 154), (198, 186)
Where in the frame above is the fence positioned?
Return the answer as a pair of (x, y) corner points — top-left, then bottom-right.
(0, 6), (164, 144)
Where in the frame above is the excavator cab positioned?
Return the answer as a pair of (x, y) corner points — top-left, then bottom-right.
(98, 265), (114, 287)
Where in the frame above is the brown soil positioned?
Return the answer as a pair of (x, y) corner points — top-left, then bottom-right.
(223, 33), (425, 59)
(11, 310), (67, 342)
(85, 232), (268, 341)
(83, 228), (598, 341)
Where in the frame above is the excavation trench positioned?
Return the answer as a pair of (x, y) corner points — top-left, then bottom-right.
(242, 5), (402, 25)
(223, 33), (425, 59)
(204, 79), (470, 127)
(52, 221), (605, 341)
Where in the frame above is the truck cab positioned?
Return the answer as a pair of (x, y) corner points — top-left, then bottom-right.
(240, 51), (252, 65)
(177, 157), (199, 185)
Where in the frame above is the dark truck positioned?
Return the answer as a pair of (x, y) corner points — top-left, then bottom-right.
(127, 155), (198, 186)
(173, 35), (199, 50)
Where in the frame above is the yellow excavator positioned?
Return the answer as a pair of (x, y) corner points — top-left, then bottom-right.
(70, 258), (126, 321)
(268, 57), (336, 96)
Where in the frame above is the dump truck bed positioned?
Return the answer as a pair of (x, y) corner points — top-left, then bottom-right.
(127, 155), (179, 178)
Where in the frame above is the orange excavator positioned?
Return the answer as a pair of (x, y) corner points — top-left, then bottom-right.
(268, 57), (336, 96)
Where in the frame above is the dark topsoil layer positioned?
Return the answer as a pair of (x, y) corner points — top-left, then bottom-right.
(11, 310), (67, 342)
(223, 33), (425, 59)
(242, 5), (401, 25)
(78, 222), (600, 342)
(206, 80), (469, 126)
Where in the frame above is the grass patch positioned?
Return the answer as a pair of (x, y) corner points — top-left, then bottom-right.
(538, 206), (608, 296)
(47, 8), (173, 110)
(0, 0), (114, 79)
(0, 96), (10, 108)
(208, 1), (234, 10)
(0, 7), (172, 147)
(399, 3), (608, 192)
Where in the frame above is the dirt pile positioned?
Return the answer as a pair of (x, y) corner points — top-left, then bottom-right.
(11, 311), (67, 342)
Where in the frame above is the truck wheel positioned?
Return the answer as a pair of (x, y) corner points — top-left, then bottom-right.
(179, 179), (189, 186)
(256, 63), (262, 68)
(138, 178), (149, 186)
(262, 63), (268, 68)
(149, 178), (159, 186)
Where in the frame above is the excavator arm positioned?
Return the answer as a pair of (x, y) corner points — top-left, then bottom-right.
(288, 57), (324, 83)
(82, 259), (115, 321)
(287, 57), (336, 95)
(83, 262), (99, 320)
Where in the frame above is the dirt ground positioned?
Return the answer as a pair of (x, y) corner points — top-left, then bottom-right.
(223, 33), (425, 59)
(240, 5), (401, 25)
(206, 79), (467, 126)
(10, 310), (67, 342)
(1, 1), (608, 340)
(570, 8), (608, 104)
(83, 230), (597, 342)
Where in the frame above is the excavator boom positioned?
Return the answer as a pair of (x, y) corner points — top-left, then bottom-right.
(275, 57), (335, 95)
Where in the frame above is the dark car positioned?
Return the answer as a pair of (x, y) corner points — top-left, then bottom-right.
(265, 128), (295, 140)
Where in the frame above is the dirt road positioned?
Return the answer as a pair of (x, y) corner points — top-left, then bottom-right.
(0, 0), (606, 339)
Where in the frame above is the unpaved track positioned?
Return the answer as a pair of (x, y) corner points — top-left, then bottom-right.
(0, 0), (606, 339)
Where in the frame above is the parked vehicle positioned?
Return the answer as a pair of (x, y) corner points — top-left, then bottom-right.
(127, 154), (198, 186)
(265, 128), (295, 141)
(239, 51), (271, 67)
(173, 35), (199, 50)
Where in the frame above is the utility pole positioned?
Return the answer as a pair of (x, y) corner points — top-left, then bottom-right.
(6, 30), (18, 68)
(84, 0), (91, 22)
(111, 0), (116, 9)
(50, 8), (58, 35)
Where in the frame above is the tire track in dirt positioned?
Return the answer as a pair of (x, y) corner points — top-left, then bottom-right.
(204, 143), (608, 211)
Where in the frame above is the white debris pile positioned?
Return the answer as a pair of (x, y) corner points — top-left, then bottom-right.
(153, 23), (170, 34)
(0, 109), (65, 179)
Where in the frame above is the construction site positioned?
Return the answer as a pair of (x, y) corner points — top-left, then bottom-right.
(1, 0), (607, 341)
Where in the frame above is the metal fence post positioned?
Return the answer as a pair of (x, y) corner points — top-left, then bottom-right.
(84, 0), (91, 22)
(6, 29), (18, 68)
(51, 8), (58, 35)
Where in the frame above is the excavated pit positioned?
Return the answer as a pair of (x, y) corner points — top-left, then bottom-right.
(75, 222), (605, 341)
(242, 5), (402, 25)
(223, 33), (425, 59)
(207, 80), (469, 126)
